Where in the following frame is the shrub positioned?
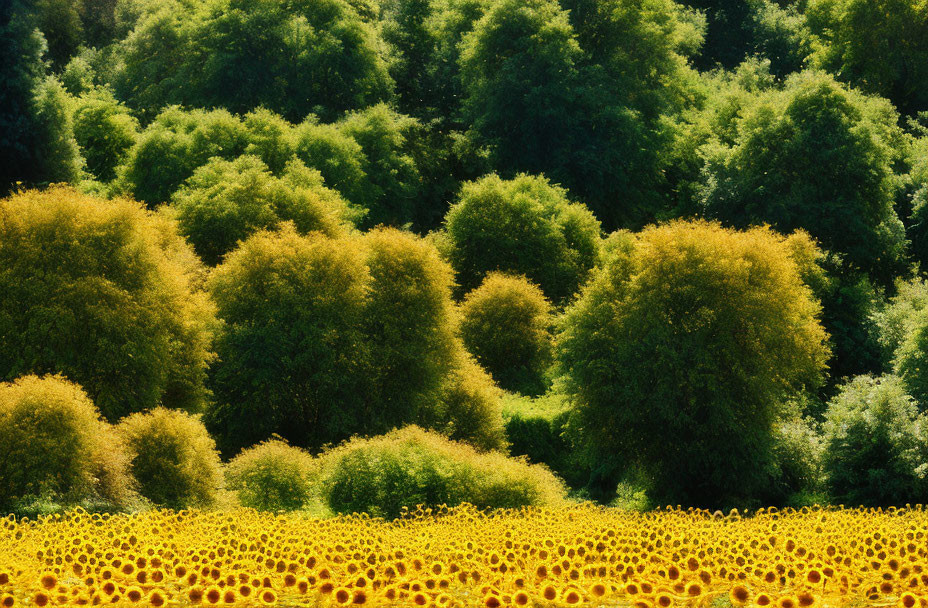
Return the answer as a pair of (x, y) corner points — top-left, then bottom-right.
(172, 155), (360, 265)
(460, 273), (554, 396)
(225, 439), (317, 512)
(0, 375), (134, 512)
(821, 375), (925, 507)
(117, 407), (223, 509)
(319, 426), (565, 518)
(441, 174), (602, 304)
(558, 220), (830, 507)
(0, 187), (215, 420)
(72, 88), (138, 182)
(771, 412), (825, 506)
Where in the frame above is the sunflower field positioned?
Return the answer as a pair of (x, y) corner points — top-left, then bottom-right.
(0, 504), (925, 608)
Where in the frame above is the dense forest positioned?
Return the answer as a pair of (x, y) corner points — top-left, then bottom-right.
(3, 0), (928, 514)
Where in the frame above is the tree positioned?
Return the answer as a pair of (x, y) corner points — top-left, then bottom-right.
(205, 226), (372, 455)
(558, 220), (830, 507)
(441, 174), (602, 304)
(700, 72), (907, 287)
(337, 104), (424, 227)
(0, 375), (134, 512)
(821, 375), (926, 506)
(0, 187), (216, 421)
(117, 407), (223, 509)
(459, 273), (554, 396)
(172, 155), (360, 265)
(72, 88), (138, 182)
(206, 225), (502, 455)
(30, 76), (84, 185)
(117, 107), (250, 206)
(111, 0), (393, 121)
(461, 0), (702, 228)
(807, 0), (928, 116)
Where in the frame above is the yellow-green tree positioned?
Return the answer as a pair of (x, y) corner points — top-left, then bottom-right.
(0, 187), (216, 421)
(460, 273), (554, 396)
(558, 220), (830, 507)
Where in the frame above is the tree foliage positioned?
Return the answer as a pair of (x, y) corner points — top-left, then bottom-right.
(807, 0), (928, 117)
(0, 375), (134, 512)
(172, 155), (360, 265)
(699, 72), (906, 287)
(205, 225), (501, 455)
(0, 187), (215, 421)
(821, 375), (926, 506)
(111, 0), (393, 121)
(441, 173), (602, 304)
(460, 274), (554, 396)
(117, 408), (223, 510)
(558, 220), (830, 507)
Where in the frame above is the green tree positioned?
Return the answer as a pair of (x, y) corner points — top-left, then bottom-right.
(459, 274), (554, 396)
(461, 0), (701, 228)
(441, 174), (602, 304)
(821, 375), (926, 506)
(0, 187), (216, 421)
(206, 225), (502, 455)
(338, 104), (423, 227)
(0, 375), (134, 512)
(118, 407), (223, 509)
(558, 220), (830, 507)
(807, 0), (928, 116)
(205, 226), (372, 455)
(699, 72), (907, 287)
(34, 0), (83, 68)
(31, 76), (84, 185)
(72, 88), (138, 182)
(117, 107), (250, 206)
(112, 0), (393, 121)
(172, 155), (360, 265)
(291, 121), (370, 209)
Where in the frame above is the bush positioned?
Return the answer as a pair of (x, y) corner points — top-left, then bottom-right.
(460, 273), (554, 396)
(821, 375), (926, 507)
(558, 220), (830, 507)
(771, 412), (825, 506)
(172, 155), (360, 265)
(0, 187), (216, 420)
(319, 426), (565, 519)
(117, 407), (223, 509)
(441, 174), (602, 304)
(72, 88), (138, 182)
(225, 439), (317, 512)
(0, 375), (134, 512)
